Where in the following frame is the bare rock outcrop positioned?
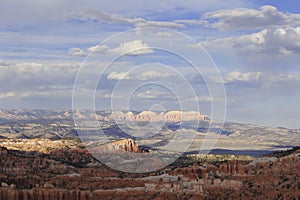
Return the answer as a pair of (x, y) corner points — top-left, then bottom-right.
(90, 139), (140, 154)
(111, 139), (140, 153)
(102, 111), (208, 122)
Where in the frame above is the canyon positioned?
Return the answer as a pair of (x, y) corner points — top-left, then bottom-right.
(0, 139), (299, 199)
(0, 110), (299, 199)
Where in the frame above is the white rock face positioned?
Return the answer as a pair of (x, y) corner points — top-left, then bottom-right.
(90, 139), (140, 154)
(1, 182), (9, 187)
(101, 111), (208, 122)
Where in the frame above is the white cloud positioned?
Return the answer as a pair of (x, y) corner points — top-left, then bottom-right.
(202, 27), (300, 55)
(0, 0), (250, 30)
(107, 71), (130, 80)
(218, 71), (300, 91)
(71, 40), (154, 57)
(96, 89), (122, 99)
(78, 0), (249, 16)
(0, 61), (79, 93)
(264, 73), (300, 90)
(224, 71), (262, 83)
(135, 21), (184, 29)
(0, 60), (12, 67)
(183, 96), (213, 102)
(18, 90), (72, 98)
(155, 32), (172, 37)
(15, 62), (43, 72)
(134, 89), (173, 99)
(110, 40), (154, 56)
(137, 70), (172, 80)
(135, 90), (160, 99)
(66, 8), (144, 24)
(68, 47), (86, 57)
(174, 19), (206, 25)
(107, 70), (175, 81)
(87, 45), (109, 54)
(203, 5), (300, 30)
(0, 92), (15, 99)
(67, 8), (184, 29)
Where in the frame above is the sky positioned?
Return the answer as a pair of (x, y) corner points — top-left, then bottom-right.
(0, 0), (300, 128)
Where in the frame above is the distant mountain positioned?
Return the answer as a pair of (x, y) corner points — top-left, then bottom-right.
(0, 109), (209, 122)
(0, 110), (298, 155)
(0, 109), (73, 121)
(263, 146), (300, 158)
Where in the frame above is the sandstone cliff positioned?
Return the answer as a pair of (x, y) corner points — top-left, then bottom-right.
(102, 111), (208, 122)
(89, 138), (140, 154)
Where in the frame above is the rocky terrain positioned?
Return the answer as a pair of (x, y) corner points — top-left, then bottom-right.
(0, 138), (81, 153)
(0, 109), (299, 156)
(0, 109), (299, 199)
(0, 140), (299, 200)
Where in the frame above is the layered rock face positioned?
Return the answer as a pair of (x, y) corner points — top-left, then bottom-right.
(165, 111), (207, 122)
(90, 139), (140, 154)
(102, 111), (208, 122)
(111, 139), (139, 152)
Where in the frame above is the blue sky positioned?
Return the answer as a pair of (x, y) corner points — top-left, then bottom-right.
(0, 0), (300, 128)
